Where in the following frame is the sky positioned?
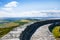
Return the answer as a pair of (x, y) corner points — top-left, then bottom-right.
(0, 0), (60, 17)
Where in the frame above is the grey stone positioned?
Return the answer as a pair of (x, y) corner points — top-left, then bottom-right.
(0, 22), (56, 40)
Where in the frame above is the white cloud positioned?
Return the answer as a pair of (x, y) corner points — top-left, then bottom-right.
(1, 10), (60, 17)
(2, 1), (18, 11)
(20, 11), (48, 17)
(5, 1), (18, 8)
(0, 1), (60, 18)
(0, 10), (48, 17)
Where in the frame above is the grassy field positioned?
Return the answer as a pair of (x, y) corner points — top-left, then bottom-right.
(0, 20), (31, 38)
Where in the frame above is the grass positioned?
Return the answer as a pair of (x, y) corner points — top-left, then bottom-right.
(52, 26), (60, 40)
(0, 20), (30, 38)
(0, 22), (20, 38)
(52, 26), (60, 38)
(0, 28), (12, 37)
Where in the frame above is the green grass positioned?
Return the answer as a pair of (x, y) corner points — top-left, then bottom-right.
(0, 23), (20, 38)
(0, 28), (12, 37)
(0, 21), (29, 38)
(0, 19), (35, 38)
(52, 26), (60, 38)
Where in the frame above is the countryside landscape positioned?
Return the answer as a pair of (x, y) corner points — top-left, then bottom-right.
(0, 0), (60, 40)
(0, 17), (39, 38)
(0, 17), (60, 40)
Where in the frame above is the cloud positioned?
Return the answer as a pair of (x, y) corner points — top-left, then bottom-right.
(0, 1), (60, 18)
(0, 10), (48, 17)
(0, 1), (48, 17)
(20, 11), (48, 17)
(2, 1), (18, 11)
(5, 1), (18, 8)
(1, 10), (60, 17)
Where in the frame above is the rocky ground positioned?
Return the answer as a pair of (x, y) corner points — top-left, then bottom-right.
(31, 24), (56, 40)
(0, 22), (56, 40)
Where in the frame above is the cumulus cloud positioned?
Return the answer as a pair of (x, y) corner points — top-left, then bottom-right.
(2, 1), (18, 11)
(5, 1), (18, 7)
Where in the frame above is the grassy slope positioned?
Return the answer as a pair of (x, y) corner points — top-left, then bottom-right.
(0, 20), (31, 38)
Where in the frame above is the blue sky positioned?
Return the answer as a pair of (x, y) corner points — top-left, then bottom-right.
(0, 0), (60, 10)
(0, 0), (60, 17)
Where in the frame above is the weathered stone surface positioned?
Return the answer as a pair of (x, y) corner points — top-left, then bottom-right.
(0, 22), (56, 40)
(31, 24), (56, 40)
(0, 26), (26, 40)
(0, 22), (34, 40)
